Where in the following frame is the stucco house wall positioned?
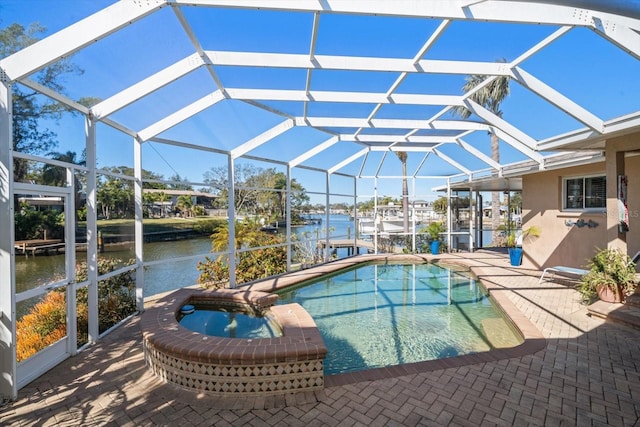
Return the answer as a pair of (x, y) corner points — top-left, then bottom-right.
(521, 154), (640, 270)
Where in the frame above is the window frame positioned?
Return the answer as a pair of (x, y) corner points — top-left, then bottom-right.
(562, 173), (607, 212)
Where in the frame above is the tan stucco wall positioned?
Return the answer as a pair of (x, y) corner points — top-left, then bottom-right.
(522, 149), (640, 270)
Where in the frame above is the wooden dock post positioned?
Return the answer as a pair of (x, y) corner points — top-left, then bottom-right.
(98, 231), (104, 253)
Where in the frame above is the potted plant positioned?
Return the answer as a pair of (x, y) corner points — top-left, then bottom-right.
(506, 225), (541, 266)
(578, 248), (637, 304)
(424, 221), (446, 254)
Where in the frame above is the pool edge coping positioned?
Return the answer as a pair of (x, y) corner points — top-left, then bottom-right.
(142, 253), (546, 389)
(321, 254), (546, 387)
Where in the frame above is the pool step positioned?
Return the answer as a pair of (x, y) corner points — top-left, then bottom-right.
(481, 318), (523, 348)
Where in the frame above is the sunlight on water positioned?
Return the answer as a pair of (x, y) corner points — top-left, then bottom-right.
(276, 262), (522, 375)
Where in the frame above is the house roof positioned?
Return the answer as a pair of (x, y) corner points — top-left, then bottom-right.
(144, 189), (216, 198)
(2, 0), (638, 187)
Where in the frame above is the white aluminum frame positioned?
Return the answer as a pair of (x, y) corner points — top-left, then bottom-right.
(1, 0), (640, 401)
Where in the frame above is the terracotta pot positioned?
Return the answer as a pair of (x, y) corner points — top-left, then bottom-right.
(596, 284), (624, 303)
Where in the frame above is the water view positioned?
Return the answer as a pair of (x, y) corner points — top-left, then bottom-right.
(16, 214), (358, 298)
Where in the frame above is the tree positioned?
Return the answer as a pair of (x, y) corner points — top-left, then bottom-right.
(273, 172), (309, 221)
(395, 151), (410, 234)
(433, 196), (448, 216)
(203, 164), (308, 220)
(198, 218), (287, 287)
(168, 174), (193, 191)
(203, 164), (259, 213)
(1, 22), (83, 181)
(176, 194), (193, 218)
(95, 167), (166, 219)
(97, 177), (131, 219)
(40, 150), (85, 186)
(40, 150), (87, 221)
(451, 60), (510, 243)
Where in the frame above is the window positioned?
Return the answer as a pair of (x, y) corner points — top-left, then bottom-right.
(563, 175), (606, 210)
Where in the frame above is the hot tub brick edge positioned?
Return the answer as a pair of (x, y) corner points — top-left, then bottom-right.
(141, 287), (327, 396)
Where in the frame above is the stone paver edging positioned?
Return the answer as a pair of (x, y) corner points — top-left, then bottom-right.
(3, 251), (640, 426)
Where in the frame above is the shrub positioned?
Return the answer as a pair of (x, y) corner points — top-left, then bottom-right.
(76, 258), (137, 335)
(16, 291), (67, 362)
(197, 229), (288, 288)
(16, 257), (137, 361)
(193, 218), (225, 235)
(577, 248), (637, 304)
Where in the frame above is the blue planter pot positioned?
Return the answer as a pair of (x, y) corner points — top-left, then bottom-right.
(430, 240), (441, 254)
(509, 248), (523, 266)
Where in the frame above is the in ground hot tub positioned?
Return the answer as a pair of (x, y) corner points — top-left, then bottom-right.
(141, 288), (327, 396)
(178, 302), (282, 339)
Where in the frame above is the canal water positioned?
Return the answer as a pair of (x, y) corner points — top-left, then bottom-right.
(15, 215), (357, 298)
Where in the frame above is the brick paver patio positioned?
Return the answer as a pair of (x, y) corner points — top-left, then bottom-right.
(2, 250), (639, 426)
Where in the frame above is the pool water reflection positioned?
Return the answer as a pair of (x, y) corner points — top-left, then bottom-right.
(276, 262), (523, 375)
(178, 305), (282, 339)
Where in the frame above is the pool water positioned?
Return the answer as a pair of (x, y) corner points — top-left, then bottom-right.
(178, 305), (282, 339)
(276, 262), (522, 375)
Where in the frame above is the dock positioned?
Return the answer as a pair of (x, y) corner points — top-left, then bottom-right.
(318, 238), (373, 255)
(317, 238), (408, 255)
(317, 238), (374, 255)
(14, 240), (90, 256)
(15, 239), (65, 256)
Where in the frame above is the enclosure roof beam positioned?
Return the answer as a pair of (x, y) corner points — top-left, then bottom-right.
(412, 152), (432, 177)
(19, 79), (89, 115)
(297, 117), (488, 131)
(432, 149), (472, 175)
(149, 137), (229, 156)
(591, 14), (640, 59)
(230, 119), (295, 159)
(289, 136), (339, 168)
(0, 0), (166, 82)
(92, 53), (205, 120)
(172, 6), (229, 98)
(204, 52), (511, 76)
(138, 90), (225, 141)
(357, 18), (452, 135)
(537, 111), (640, 151)
(341, 134), (457, 144)
(492, 128), (545, 164)
(328, 148), (369, 175)
(177, 1), (640, 29)
(303, 12), (320, 120)
(510, 26), (573, 67)
(225, 88), (463, 107)
(463, 99), (538, 150)
(456, 138), (501, 171)
(369, 146), (439, 152)
(511, 67), (604, 132)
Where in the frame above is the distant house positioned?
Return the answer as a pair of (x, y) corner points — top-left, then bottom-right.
(143, 189), (216, 216)
(17, 195), (64, 212)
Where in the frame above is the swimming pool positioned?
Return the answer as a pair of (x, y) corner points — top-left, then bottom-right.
(276, 261), (523, 375)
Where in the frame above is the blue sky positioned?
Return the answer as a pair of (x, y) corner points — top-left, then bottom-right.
(2, 1), (639, 203)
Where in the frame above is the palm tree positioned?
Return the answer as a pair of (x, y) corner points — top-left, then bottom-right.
(395, 151), (410, 234)
(452, 61), (510, 243)
(210, 219), (261, 252)
(176, 195), (193, 218)
(41, 150), (85, 187)
(41, 150), (86, 222)
(157, 191), (169, 217)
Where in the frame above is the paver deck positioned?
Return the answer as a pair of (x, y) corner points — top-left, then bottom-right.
(2, 250), (640, 426)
